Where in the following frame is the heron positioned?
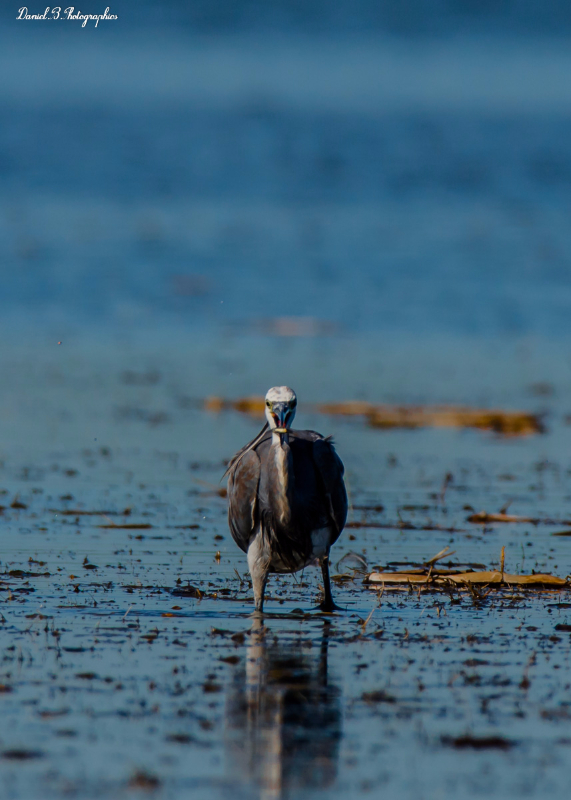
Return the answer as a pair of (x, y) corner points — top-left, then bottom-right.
(225, 386), (347, 613)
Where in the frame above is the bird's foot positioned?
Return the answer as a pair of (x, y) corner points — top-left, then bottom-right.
(317, 600), (343, 613)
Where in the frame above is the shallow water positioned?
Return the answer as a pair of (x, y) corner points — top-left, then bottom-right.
(1, 338), (571, 800)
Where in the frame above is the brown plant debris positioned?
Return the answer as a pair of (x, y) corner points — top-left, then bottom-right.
(425, 546), (455, 566)
(97, 523), (153, 529)
(4, 569), (50, 578)
(365, 406), (541, 436)
(204, 396), (542, 436)
(442, 734), (516, 750)
(171, 584), (203, 599)
(468, 511), (538, 523)
(37, 708), (69, 718)
(128, 771), (161, 791)
(367, 547), (568, 590)
(10, 498), (28, 509)
(362, 690), (396, 704)
(367, 569), (567, 588)
(2, 749), (44, 760)
(468, 511), (571, 525)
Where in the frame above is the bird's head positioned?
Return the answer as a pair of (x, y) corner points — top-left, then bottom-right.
(265, 386), (297, 432)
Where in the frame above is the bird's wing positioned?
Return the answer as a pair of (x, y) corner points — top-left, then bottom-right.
(312, 437), (348, 545)
(227, 449), (261, 553)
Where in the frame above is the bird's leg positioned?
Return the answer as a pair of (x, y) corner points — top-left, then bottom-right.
(247, 535), (270, 614)
(319, 555), (342, 612)
(252, 569), (268, 614)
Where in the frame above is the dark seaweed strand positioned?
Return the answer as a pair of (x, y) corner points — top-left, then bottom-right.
(222, 423), (270, 479)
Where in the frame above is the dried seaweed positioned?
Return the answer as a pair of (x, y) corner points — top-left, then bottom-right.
(366, 406), (541, 436)
(97, 523), (153, 530)
(204, 396), (542, 436)
(442, 734), (516, 750)
(367, 569), (567, 588)
(468, 511), (571, 525)
(367, 547), (569, 590)
(1, 750), (44, 760)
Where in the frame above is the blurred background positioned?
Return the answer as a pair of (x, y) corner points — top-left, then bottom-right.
(2, 0), (571, 413)
(3, 0), (571, 341)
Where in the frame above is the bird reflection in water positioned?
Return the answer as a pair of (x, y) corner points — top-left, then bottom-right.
(225, 619), (342, 799)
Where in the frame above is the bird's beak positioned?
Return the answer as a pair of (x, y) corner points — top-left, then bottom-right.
(272, 403), (289, 432)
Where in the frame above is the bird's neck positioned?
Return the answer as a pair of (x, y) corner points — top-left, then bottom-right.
(271, 428), (289, 444)
(271, 430), (293, 525)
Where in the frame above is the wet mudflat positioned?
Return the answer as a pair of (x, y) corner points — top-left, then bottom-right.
(2, 339), (571, 800)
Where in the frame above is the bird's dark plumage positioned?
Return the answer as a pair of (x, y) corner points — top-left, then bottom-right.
(228, 427), (346, 561)
(226, 400), (347, 613)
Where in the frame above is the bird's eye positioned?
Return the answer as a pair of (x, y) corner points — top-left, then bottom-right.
(266, 401), (271, 408)
(290, 400), (296, 408)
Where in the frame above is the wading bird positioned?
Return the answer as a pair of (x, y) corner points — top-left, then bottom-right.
(225, 386), (347, 613)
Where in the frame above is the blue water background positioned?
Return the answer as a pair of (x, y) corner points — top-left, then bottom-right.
(2, 3), (571, 344)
